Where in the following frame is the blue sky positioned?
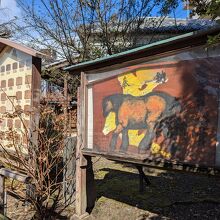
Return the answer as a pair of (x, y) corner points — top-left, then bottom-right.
(0, 0), (189, 24)
(169, 1), (190, 19)
(0, 0), (22, 24)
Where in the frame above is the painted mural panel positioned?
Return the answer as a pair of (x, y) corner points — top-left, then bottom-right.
(88, 54), (220, 167)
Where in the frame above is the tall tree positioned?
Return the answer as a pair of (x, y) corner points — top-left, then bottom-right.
(190, 0), (220, 19)
(189, 0), (220, 44)
(15, 0), (178, 63)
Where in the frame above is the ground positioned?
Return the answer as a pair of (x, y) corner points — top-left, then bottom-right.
(89, 157), (220, 220)
(4, 157), (220, 219)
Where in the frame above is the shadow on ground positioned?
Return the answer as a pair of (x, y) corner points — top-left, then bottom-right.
(93, 164), (220, 220)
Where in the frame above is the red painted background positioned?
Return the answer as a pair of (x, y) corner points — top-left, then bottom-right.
(91, 57), (220, 167)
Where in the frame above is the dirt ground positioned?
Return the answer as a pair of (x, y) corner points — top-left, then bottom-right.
(89, 157), (220, 220)
(5, 157), (220, 220)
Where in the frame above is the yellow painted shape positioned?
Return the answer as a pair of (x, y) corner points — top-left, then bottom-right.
(151, 142), (171, 159)
(118, 69), (159, 96)
(102, 112), (116, 135)
(151, 142), (161, 154)
(128, 130), (146, 146)
(103, 69), (165, 147)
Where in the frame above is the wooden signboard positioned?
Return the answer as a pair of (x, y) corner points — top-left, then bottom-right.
(67, 28), (220, 218)
(81, 44), (220, 171)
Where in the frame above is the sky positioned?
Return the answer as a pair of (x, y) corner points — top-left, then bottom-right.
(0, 0), (189, 25)
(0, 0), (22, 24)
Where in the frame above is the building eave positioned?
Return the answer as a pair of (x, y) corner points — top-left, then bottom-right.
(64, 26), (220, 73)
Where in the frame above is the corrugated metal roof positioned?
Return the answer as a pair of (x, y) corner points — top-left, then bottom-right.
(140, 18), (216, 32)
(64, 26), (220, 72)
(140, 19), (216, 34)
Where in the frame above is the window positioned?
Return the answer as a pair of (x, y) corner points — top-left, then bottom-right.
(0, 66), (5, 73)
(19, 61), (25, 70)
(16, 77), (22, 86)
(6, 64), (11, 71)
(1, 80), (6, 88)
(24, 90), (31, 99)
(25, 75), (32, 84)
(8, 78), (14, 87)
(12, 62), (18, 70)
(16, 91), (22, 100)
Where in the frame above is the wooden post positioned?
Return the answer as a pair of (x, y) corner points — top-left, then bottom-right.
(71, 84), (88, 219)
(64, 74), (69, 134)
(0, 175), (5, 215)
(136, 166), (151, 192)
(73, 154), (96, 219)
(71, 73), (96, 219)
(86, 156), (96, 212)
(63, 136), (76, 204)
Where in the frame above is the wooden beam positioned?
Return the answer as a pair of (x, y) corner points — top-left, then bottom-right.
(81, 149), (220, 176)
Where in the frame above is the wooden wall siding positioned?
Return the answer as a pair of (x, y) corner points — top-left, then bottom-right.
(84, 44), (220, 168)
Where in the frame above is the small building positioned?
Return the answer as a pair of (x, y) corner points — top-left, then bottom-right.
(88, 17), (216, 53)
(0, 38), (44, 148)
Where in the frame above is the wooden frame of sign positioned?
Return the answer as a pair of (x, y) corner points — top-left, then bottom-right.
(69, 27), (220, 219)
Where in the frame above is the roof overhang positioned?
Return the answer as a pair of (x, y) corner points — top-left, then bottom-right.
(0, 37), (45, 58)
(64, 26), (220, 74)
